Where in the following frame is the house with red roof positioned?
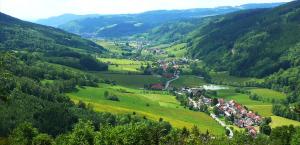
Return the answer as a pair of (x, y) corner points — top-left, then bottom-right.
(150, 83), (164, 90)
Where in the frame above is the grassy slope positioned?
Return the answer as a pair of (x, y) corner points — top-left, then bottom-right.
(95, 40), (125, 54)
(270, 116), (300, 128)
(249, 88), (286, 101)
(164, 43), (187, 58)
(97, 58), (149, 73)
(171, 75), (206, 88)
(97, 73), (161, 88)
(210, 72), (263, 84)
(68, 84), (225, 135)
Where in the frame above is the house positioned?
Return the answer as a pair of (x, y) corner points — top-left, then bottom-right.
(162, 73), (174, 79)
(246, 126), (257, 137)
(173, 65), (180, 70)
(218, 98), (225, 105)
(150, 83), (164, 90)
(245, 118), (254, 126)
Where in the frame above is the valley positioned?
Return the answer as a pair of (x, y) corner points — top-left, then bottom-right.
(67, 38), (300, 136)
(1, 1), (300, 144)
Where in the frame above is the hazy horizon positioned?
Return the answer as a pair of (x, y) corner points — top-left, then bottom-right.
(0, 0), (293, 21)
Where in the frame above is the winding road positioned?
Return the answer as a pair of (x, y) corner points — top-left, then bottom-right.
(210, 113), (234, 138)
(164, 75), (179, 90)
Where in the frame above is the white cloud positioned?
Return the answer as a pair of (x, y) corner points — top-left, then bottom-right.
(0, 0), (293, 20)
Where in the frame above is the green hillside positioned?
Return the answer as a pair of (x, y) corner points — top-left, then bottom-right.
(0, 12), (104, 53)
(0, 12), (110, 138)
(0, 12), (108, 71)
(188, 1), (300, 78)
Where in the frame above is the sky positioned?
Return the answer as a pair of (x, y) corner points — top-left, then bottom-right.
(0, 0), (293, 20)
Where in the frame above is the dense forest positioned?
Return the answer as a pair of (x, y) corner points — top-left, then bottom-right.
(187, 1), (300, 78)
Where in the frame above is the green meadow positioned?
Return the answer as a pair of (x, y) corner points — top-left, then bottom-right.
(98, 58), (149, 73)
(95, 40), (125, 54)
(97, 73), (162, 88)
(171, 75), (206, 88)
(164, 43), (187, 57)
(249, 88), (287, 101)
(68, 84), (225, 135)
(210, 72), (263, 84)
(270, 116), (300, 128)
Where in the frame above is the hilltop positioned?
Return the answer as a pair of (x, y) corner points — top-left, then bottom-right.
(34, 3), (284, 38)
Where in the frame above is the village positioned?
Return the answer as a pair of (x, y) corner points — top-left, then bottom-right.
(175, 87), (262, 137)
(137, 50), (263, 137)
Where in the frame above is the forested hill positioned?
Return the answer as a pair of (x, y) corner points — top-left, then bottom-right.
(0, 12), (104, 53)
(188, 0), (300, 78)
(0, 12), (111, 141)
(54, 3), (284, 38)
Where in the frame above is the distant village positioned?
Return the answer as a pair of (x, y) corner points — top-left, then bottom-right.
(148, 58), (189, 90)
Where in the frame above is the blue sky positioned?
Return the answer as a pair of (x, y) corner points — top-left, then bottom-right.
(0, 0), (293, 20)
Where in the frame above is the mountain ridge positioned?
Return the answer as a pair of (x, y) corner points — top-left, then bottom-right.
(34, 2), (285, 38)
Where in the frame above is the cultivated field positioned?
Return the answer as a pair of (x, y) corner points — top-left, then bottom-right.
(164, 43), (187, 58)
(68, 84), (225, 135)
(249, 88), (287, 101)
(210, 72), (264, 85)
(95, 40), (125, 54)
(97, 73), (162, 88)
(270, 116), (300, 128)
(171, 75), (206, 88)
(97, 58), (150, 73)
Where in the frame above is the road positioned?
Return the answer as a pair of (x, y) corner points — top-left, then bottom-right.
(188, 98), (234, 138)
(210, 113), (234, 138)
(164, 75), (179, 90)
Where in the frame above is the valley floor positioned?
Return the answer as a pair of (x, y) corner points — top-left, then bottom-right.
(68, 83), (225, 135)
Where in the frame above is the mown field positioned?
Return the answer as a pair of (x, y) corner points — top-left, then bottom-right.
(97, 73), (162, 88)
(210, 72), (264, 85)
(95, 40), (125, 54)
(164, 43), (187, 58)
(171, 75), (206, 88)
(68, 84), (225, 135)
(97, 58), (150, 73)
(249, 88), (287, 101)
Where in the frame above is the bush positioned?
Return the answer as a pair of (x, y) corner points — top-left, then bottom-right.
(105, 95), (119, 101)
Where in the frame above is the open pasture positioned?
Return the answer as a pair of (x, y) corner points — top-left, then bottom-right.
(68, 84), (225, 135)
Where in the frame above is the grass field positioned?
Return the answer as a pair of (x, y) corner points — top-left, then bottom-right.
(97, 73), (162, 88)
(270, 116), (300, 128)
(249, 88), (287, 101)
(97, 58), (150, 73)
(95, 40), (125, 54)
(210, 72), (263, 85)
(41, 79), (54, 85)
(164, 43), (187, 58)
(68, 84), (225, 135)
(171, 75), (206, 88)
